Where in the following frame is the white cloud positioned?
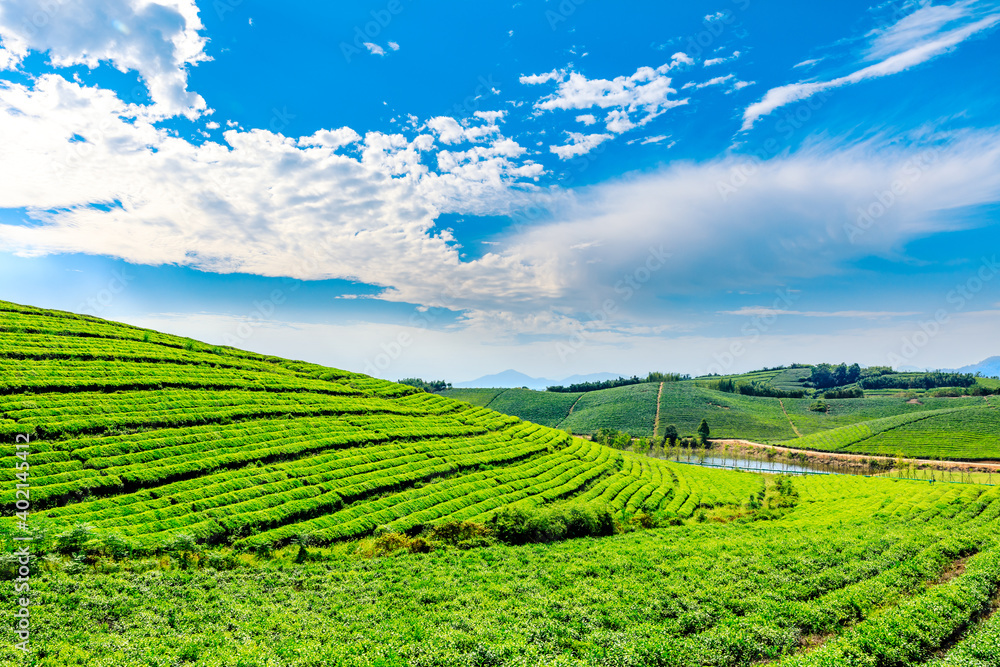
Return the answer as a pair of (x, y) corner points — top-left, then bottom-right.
(682, 73), (734, 89)
(205, 121), (220, 130)
(519, 71), (562, 85)
(604, 109), (635, 133)
(742, 4), (1000, 129)
(522, 62), (689, 136)
(363, 42), (385, 56)
(0, 0), (209, 118)
(576, 113), (597, 125)
(704, 50), (741, 67)
(0, 74), (555, 313)
(297, 127), (362, 149)
(639, 135), (669, 145)
(670, 52), (694, 66)
(426, 114), (504, 145)
(865, 1), (972, 61)
(502, 130), (1000, 324)
(549, 132), (613, 159)
(474, 110), (506, 123)
(388, 41), (400, 51)
(792, 58), (820, 69)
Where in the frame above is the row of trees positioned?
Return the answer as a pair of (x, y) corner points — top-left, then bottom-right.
(859, 372), (976, 390)
(807, 363), (863, 389)
(593, 420), (711, 451)
(398, 378), (452, 393)
(547, 372), (690, 393)
(707, 378), (809, 399)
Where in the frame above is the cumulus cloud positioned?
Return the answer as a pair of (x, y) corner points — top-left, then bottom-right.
(523, 61), (689, 145)
(526, 63), (685, 116)
(742, 3), (1000, 129)
(0, 0), (208, 118)
(363, 42), (385, 55)
(426, 113), (504, 145)
(0, 74), (555, 312)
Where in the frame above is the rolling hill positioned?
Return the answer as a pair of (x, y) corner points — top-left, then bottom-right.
(6, 300), (1000, 666)
(0, 300), (760, 549)
(443, 370), (1000, 459)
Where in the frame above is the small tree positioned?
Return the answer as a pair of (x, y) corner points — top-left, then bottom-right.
(697, 419), (710, 446)
(164, 533), (200, 569)
(661, 424), (679, 447)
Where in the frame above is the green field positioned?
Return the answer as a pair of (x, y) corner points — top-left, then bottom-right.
(0, 301), (763, 549)
(558, 382), (661, 436)
(784, 402), (1000, 460)
(4, 471), (1000, 665)
(436, 387), (507, 407)
(484, 388), (583, 428)
(443, 375), (1000, 459)
(6, 300), (1000, 666)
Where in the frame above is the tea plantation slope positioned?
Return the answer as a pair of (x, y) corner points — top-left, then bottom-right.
(0, 300), (755, 547)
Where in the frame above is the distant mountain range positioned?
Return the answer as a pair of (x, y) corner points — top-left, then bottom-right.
(951, 356), (1000, 378)
(455, 369), (622, 390)
(899, 357), (1000, 378)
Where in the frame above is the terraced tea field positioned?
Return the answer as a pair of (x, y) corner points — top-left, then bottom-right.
(5, 300), (1000, 666)
(445, 376), (1000, 459)
(0, 301), (765, 548)
(5, 467), (1000, 666)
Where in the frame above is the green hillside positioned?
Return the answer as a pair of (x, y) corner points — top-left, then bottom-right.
(484, 387), (582, 427)
(446, 376), (1000, 459)
(0, 301), (758, 549)
(6, 300), (1000, 666)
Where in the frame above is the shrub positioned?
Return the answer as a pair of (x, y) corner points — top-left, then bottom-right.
(487, 503), (615, 545)
(428, 521), (492, 545)
(55, 523), (100, 556)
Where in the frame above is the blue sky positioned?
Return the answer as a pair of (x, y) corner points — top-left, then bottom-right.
(1, 0), (1000, 381)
